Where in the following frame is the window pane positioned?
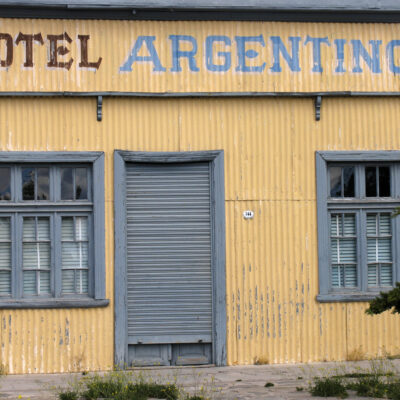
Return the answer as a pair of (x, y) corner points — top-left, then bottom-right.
(75, 217), (88, 241)
(61, 168), (73, 200)
(343, 214), (356, 235)
(24, 271), (50, 295)
(0, 217), (11, 296)
(343, 167), (355, 197)
(61, 217), (74, 240)
(366, 167), (377, 197)
(61, 270), (88, 295)
(367, 214), (392, 263)
(332, 265), (343, 287)
(330, 167), (342, 197)
(330, 214), (341, 236)
(37, 168), (49, 200)
(380, 214), (391, 235)
(62, 242), (88, 269)
(368, 264), (378, 286)
(344, 265), (357, 287)
(0, 271), (11, 295)
(338, 239), (356, 263)
(330, 214), (357, 288)
(0, 168), (11, 200)
(367, 213), (393, 288)
(367, 213), (378, 235)
(22, 168), (35, 200)
(379, 238), (391, 262)
(381, 264), (393, 286)
(61, 216), (89, 295)
(368, 238), (392, 262)
(78, 270), (88, 294)
(23, 217), (36, 240)
(379, 167), (391, 197)
(0, 218), (11, 241)
(332, 265), (357, 288)
(331, 237), (356, 263)
(23, 243), (50, 269)
(75, 168), (88, 200)
(23, 271), (36, 295)
(62, 270), (75, 293)
(39, 271), (51, 294)
(0, 243), (11, 270)
(37, 218), (50, 241)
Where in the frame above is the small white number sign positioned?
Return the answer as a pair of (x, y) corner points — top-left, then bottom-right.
(243, 210), (254, 219)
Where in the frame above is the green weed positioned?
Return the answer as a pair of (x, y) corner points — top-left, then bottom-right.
(347, 376), (387, 398)
(58, 391), (79, 400)
(333, 372), (394, 379)
(309, 376), (348, 398)
(81, 379), (179, 400)
(186, 397), (206, 400)
(56, 369), (215, 400)
(386, 382), (400, 400)
(307, 358), (400, 399)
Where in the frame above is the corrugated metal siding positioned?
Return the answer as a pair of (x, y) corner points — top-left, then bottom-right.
(0, 96), (400, 372)
(0, 19), (400, 93)
(125, 162), (212, 342)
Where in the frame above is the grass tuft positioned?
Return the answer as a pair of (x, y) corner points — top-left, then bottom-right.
(346, 347), (366, 362)
(347, 376), (387, 398)
(58, 391), (79, 400)
(309, 377), (348, 398)
(56, 369), (214, 400)
(254, 355), (269, 365)
(306, 358), (400, 399)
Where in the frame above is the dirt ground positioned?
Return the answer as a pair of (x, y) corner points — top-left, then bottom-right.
(1, 360), (400, 399)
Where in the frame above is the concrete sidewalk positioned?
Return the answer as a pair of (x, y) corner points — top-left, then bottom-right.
(1, 360), (400, 400)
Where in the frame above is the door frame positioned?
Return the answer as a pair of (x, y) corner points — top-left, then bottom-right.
(114, 150), (226, 366)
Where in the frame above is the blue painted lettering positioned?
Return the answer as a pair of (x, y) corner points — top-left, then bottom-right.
(387, 40), (400, 74)
(120, 36), (165, 72)
(235, 35), (266, 73)
(205, 36), (231, 72)
(351, 39), (382, 73)
(334, 39), (346, 73)
(169, 35), (199, 72)
(304, 36), (330, 73)
(270, 36), (301, 72)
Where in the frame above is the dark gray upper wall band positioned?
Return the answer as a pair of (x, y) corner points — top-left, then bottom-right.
(2, 0), (400, 11)
(3, 0), (400, 21)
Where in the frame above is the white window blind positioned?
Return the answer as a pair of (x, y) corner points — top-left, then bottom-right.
(367, 213), (392, 287)
(0, 218), (11, 295)
(330, 214), (357, 288)
(22, 217), (51, 295)
(61, 216), (89, 294)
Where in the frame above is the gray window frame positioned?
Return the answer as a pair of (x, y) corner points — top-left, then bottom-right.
(316, 151), (400, 302)
(0, 152), (108, 309)
(114, 150), (226, 367)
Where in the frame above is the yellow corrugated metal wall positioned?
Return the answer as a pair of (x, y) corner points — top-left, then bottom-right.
(0, 96), (399, 372)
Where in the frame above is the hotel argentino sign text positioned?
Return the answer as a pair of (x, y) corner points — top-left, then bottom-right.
(1, 19), (400, 92)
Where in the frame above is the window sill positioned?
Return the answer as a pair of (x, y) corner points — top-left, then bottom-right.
(0, 298), (110, 309)
(317, 293), (381, 303)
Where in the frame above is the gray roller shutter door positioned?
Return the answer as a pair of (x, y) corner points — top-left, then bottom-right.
(126, 162), (212, 345)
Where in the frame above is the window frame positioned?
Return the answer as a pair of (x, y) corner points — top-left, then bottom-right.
(0, 152), (107, 309)
(316, 151), (400, 302)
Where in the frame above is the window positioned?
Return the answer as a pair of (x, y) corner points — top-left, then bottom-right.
(0, 152), (107, 308)
(316, 152), (400, 302)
